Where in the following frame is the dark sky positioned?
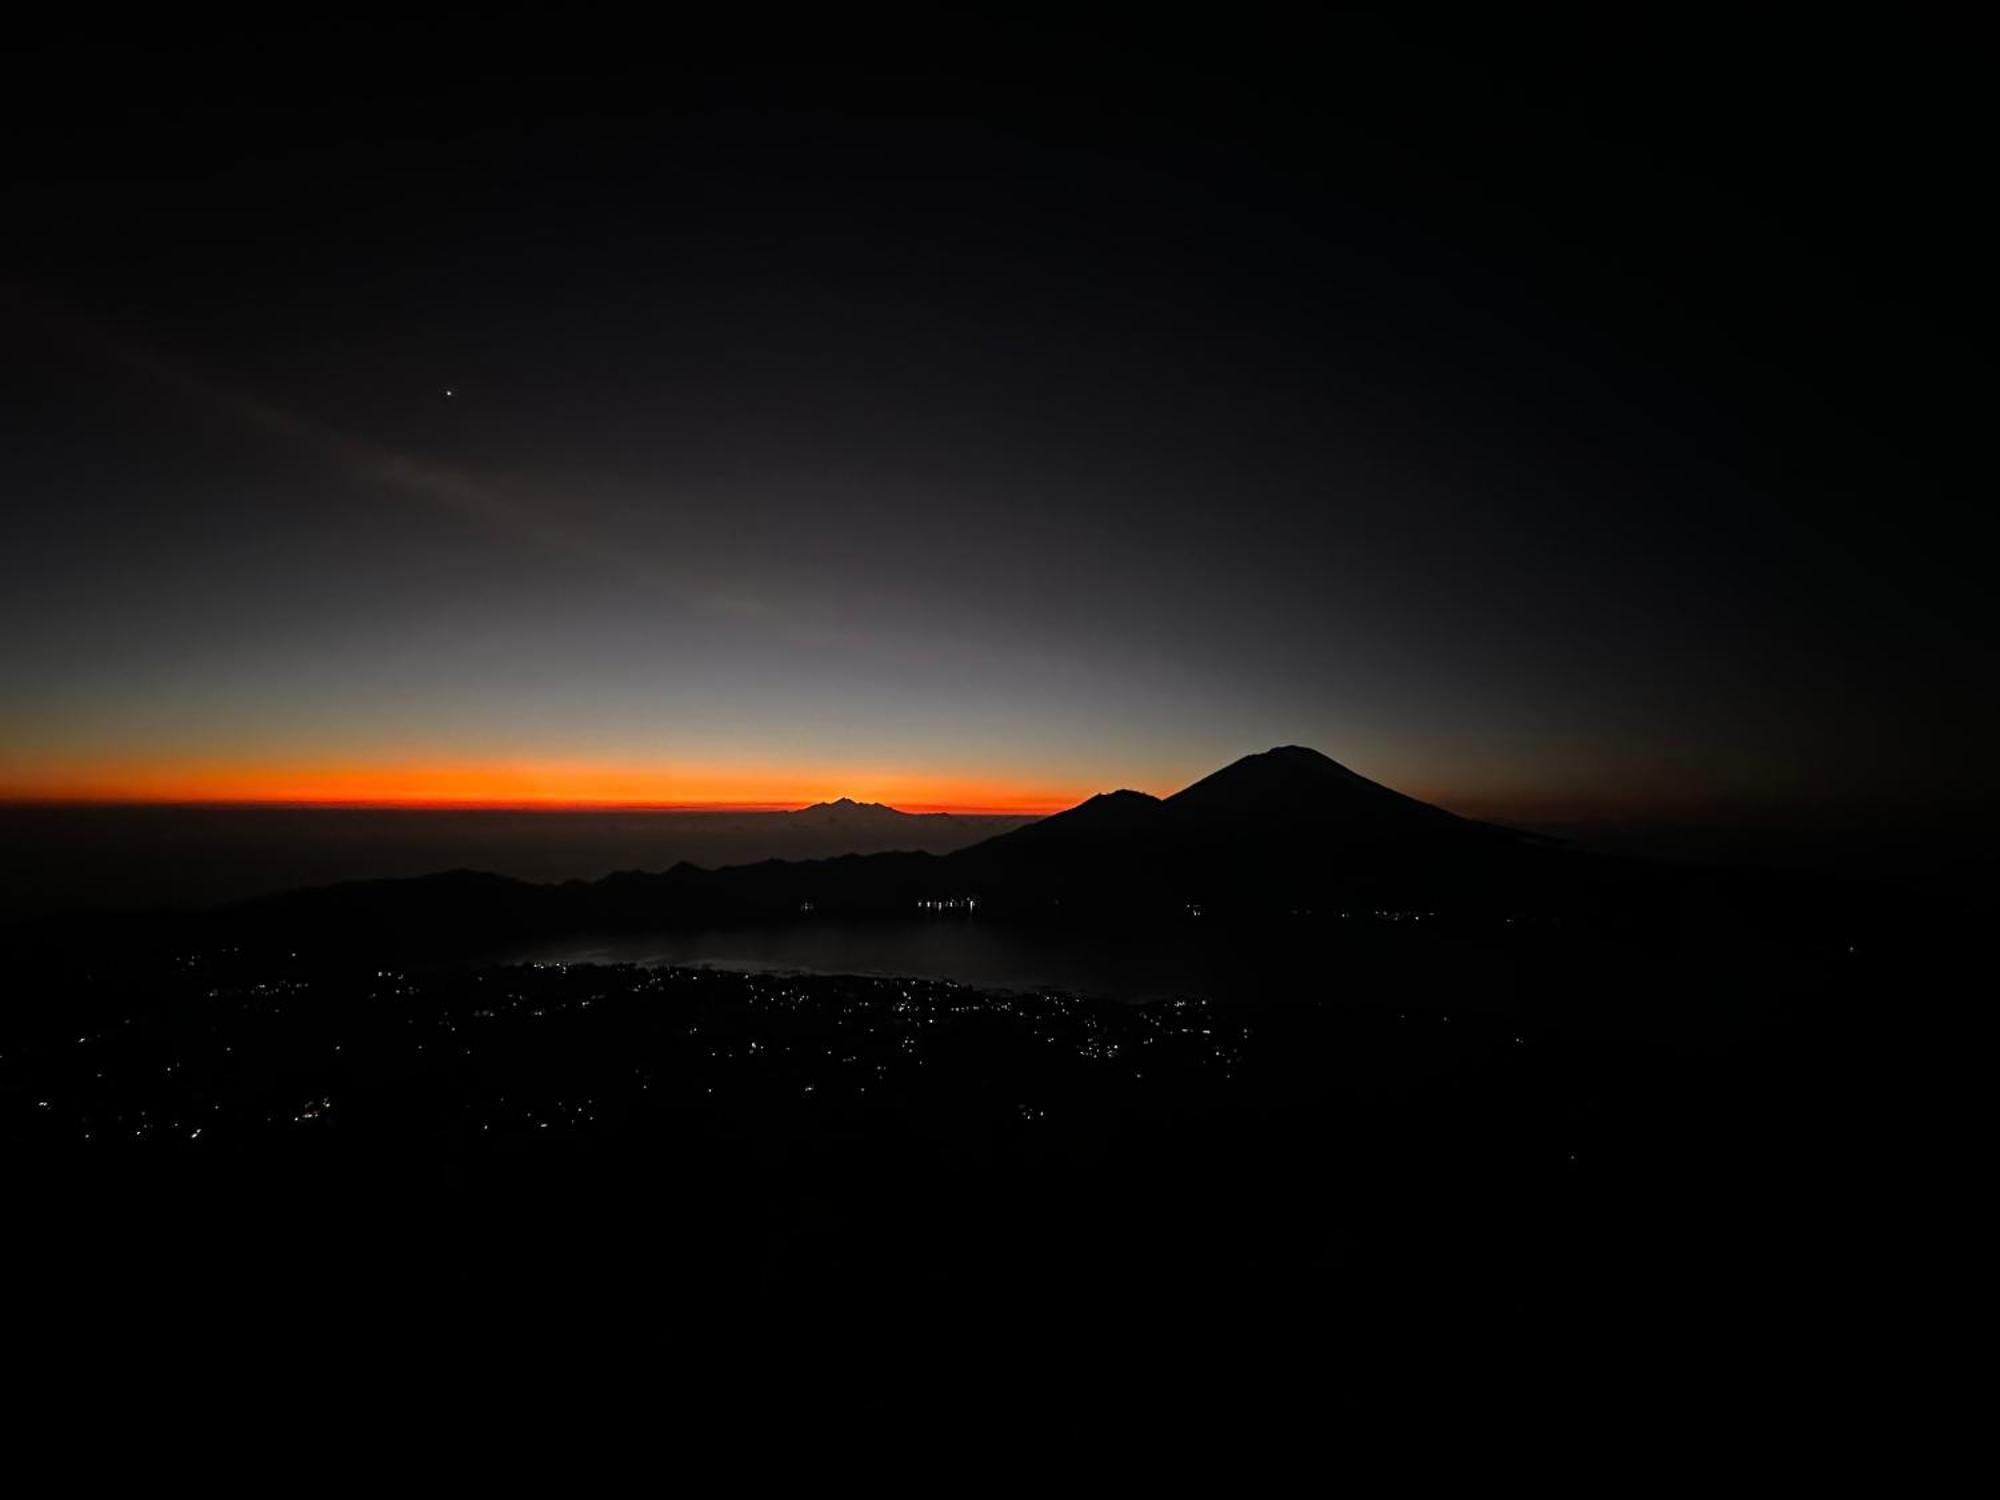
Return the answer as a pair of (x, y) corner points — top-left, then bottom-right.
(1, 11), (1984, 819)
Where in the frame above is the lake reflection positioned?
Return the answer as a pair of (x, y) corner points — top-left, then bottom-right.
(505, 917), (1346, 1005)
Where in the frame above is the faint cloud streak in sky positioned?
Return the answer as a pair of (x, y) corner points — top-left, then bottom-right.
(5, 286), (730, 608)
(2, 285), (1074, 680)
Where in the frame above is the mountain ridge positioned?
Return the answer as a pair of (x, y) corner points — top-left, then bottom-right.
(1163, 745), (1491, 832)
(207, 747), (1584, 948)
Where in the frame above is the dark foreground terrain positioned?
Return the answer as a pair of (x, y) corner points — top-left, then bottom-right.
(5, 909), (1887, 1437)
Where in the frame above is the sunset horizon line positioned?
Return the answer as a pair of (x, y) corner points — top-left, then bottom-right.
(0, 755), (1113, 816)
(0, 793), (1065, 816)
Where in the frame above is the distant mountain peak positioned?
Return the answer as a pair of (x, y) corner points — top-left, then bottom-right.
(798, 797), (899, 816)
(1164, 745), (1469, 828)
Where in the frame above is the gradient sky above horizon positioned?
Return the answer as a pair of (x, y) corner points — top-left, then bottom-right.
(0, 17), (1982, 823)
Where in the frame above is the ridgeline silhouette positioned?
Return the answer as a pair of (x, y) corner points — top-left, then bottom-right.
(201, 747), (1664, 955)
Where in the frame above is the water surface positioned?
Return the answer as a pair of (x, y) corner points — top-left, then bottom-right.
(510, 915), (1488, 1007)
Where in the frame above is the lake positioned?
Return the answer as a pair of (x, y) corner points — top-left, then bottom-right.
(507, 914), (1499, 1007)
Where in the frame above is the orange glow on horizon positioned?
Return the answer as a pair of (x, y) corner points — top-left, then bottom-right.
(0, 758), (1091, 816)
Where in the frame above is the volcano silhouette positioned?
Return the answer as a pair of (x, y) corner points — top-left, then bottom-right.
(230, 746), (1554, 942)
(970, 747), (1493, 849)
(1164, 745), (1479, 830)
(932, 746), (1523, 914)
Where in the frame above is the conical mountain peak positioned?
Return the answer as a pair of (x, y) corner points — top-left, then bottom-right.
(1163, 746), (1465, 827)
